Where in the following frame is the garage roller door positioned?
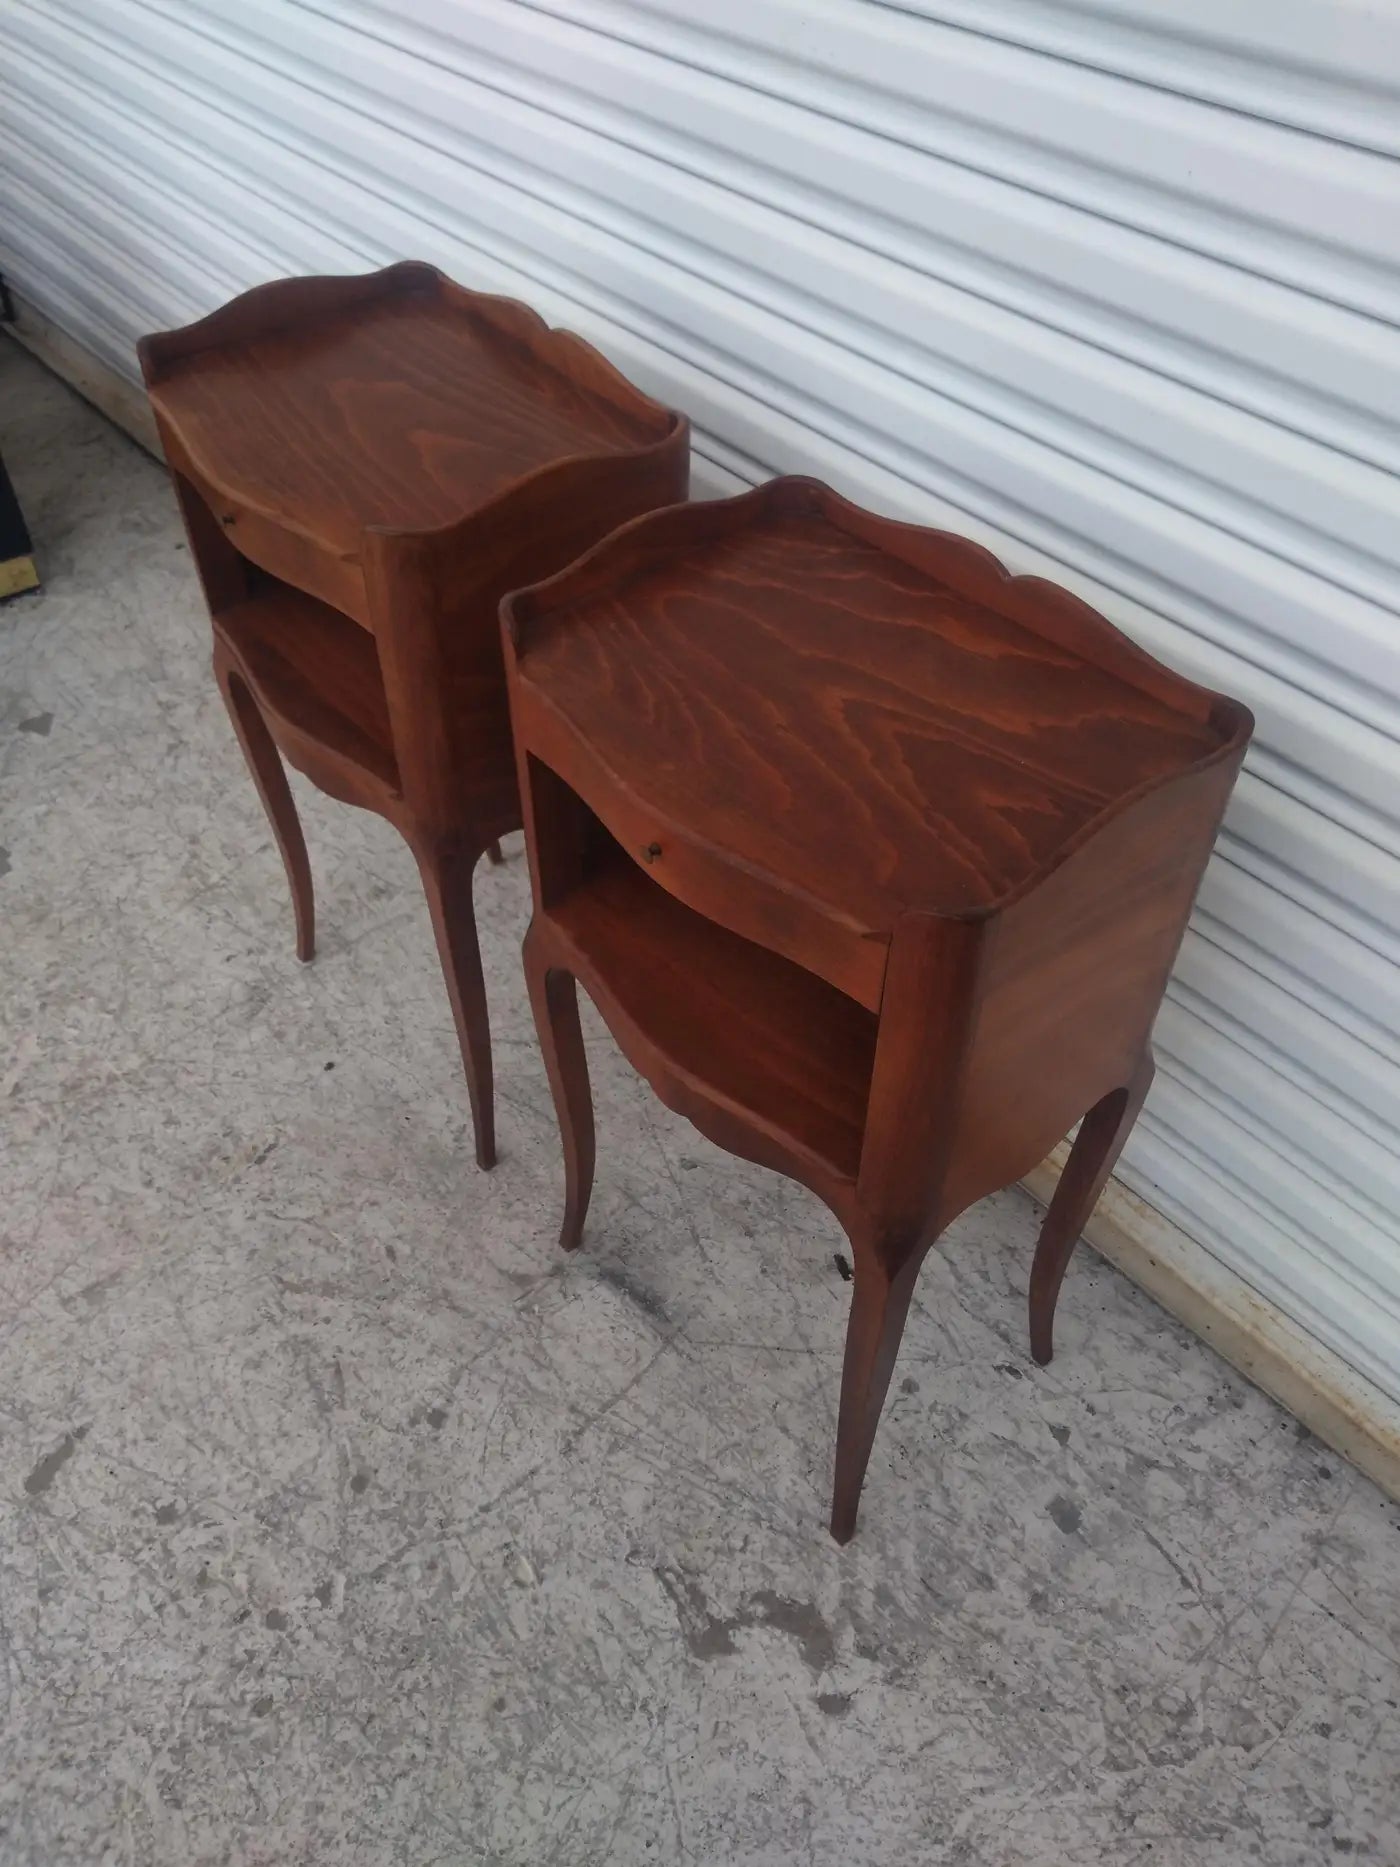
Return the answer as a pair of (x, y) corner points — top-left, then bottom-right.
(4, 0), (1398, 1398)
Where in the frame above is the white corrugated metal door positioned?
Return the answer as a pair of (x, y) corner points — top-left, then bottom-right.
(4, 1), (1398, 1400)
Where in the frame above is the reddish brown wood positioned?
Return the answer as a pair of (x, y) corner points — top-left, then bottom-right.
(1029, 1049), (1156, 1367)
(141, 263), (687, 1168)
(523, 923), (595, 1252)
(832, 1248), (923, 1547)
(213, 647), (315, 963)
(504, 475), (1252, 1541)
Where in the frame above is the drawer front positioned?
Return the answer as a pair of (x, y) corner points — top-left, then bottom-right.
(522, 687), (889, 1011)
(214, 498), (370, 628)
(167, 437), (371, 628)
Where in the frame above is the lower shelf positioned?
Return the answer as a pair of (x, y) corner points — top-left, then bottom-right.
(214, 571), (398, 793)
(548, 842), (877, 1188)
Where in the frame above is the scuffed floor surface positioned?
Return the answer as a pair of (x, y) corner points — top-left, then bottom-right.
(2, 339), (1399, 1867)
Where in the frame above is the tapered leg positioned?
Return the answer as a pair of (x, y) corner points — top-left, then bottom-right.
(524, 926), (595, 1252)
(215, 657), (314, 962)
(831, 1246), (924, 1545)
(416, 839), (496, 1171)
(485, 840), (504, 866)
(1029, 1049), (1155, 1366)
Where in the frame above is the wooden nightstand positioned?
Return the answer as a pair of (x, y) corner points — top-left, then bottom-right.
(503, 477), (1252, 1541)
(140, 263), (687, 1169)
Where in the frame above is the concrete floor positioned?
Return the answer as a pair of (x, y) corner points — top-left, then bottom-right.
(2, 339), (1399, 1867)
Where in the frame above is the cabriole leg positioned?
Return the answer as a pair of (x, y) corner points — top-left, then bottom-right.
(523, 924), (595, 1252)
(1029, 1050), (1155, 1366)
(417, 838), (496, 1171)
(215, 655), (314, 963)
(831, 1243), (924, 1545)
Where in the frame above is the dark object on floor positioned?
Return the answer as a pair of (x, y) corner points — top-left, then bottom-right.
(139, 262), (687, 1170)
(0, 445), (38, 599)
(505, 475), (1252, 1542)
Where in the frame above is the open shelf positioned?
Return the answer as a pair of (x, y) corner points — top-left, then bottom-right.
(547, 832), (878, 1187)
(213, 568), (398, 793)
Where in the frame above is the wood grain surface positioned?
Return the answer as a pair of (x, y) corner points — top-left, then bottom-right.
(143, 263), (688, 1174)
(508, 474), (1252, 1541)
(145, 264), (671, 549)
(512, 477), (1229, 930)
(550, 831), (877, 1191)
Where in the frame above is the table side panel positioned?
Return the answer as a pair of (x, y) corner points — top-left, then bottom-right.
(938, 752), (1247, 1229)
(372, 433), (690, 840)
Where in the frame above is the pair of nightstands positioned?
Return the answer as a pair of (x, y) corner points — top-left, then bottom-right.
(143, 266), (1250, 1540)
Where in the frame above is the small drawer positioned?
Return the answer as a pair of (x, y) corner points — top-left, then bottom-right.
(520, 688), (890, 1012)
(164, 425), (372, 631)
(206, 494), (370, 629)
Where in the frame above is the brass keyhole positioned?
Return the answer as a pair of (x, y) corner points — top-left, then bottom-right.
(642, 842), (662, 863)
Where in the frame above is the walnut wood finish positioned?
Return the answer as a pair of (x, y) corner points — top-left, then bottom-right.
(504, 476), (1252, 1542)
(141, 263), (687, 1169)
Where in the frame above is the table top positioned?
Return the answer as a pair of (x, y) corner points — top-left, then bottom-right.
(510, 478), (1247, 929)
(143, 264), (677, 553)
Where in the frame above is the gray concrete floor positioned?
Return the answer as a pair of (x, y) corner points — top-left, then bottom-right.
(2, 338), (1399, 1867)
